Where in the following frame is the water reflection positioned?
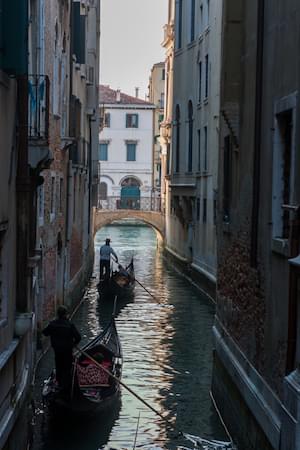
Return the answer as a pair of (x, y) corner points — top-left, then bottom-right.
(32, 221), (226, 450)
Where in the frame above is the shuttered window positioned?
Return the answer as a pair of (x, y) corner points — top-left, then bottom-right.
(99, 143), (108, 161)
(126, 114), (139, 128)
(126, 143), (136, 161)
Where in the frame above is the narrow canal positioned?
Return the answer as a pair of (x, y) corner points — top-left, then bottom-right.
(31, 221), (227, 450)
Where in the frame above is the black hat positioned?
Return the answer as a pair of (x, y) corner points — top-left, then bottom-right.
(105, 238), (111, 243)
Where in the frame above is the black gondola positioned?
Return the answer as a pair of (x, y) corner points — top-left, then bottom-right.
(98, 258), (135, 299)
(42, 315), (122, 415)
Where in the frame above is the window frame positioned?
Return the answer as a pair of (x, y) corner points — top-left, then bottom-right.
(126, 142), (137, 161)
(126, 113), (139, 128)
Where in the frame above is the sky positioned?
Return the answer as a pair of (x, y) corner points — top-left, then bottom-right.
(100, 0), (168, 100)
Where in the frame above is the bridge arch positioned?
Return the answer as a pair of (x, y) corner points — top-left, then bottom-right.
(93, 209), (165, 240)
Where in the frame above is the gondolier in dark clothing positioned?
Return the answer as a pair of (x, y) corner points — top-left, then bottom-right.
(100, 238), (118, 280)
(43, 305), (81, 394)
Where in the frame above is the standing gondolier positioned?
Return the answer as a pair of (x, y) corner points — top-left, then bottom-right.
(100, 238), (118, 280)
(42, 305), (81, 395)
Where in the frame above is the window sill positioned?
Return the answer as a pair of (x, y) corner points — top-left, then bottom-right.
(271, 238), (290, 257)
(203, 98), (209, 106)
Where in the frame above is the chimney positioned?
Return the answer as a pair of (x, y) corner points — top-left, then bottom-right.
(135, 87), (139, 98)
(116, 89), (121, 102)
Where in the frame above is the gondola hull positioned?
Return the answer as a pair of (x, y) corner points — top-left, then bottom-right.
(98, 259), (135, 299)
(42, 318), (122, 416)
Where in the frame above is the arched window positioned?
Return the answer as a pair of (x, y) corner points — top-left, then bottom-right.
(99, 182), (107, 200)
(188, 101), (193, 172)
(175, 105), (180, 173)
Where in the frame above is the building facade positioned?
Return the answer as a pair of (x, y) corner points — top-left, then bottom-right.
(164, 0), (223, 297)
(148, 62), (165, 197)
(212, 1), (300, 449)
(99, 85), (155, 211)
(0, 0), (100, 447)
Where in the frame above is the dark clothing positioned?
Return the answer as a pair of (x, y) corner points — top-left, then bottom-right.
(43, 318), (81, 390)
(54, 350), (73, 391)
(100, 259), (110, 280)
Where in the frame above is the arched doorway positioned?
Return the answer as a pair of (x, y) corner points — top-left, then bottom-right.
(120, 177), (141, 210)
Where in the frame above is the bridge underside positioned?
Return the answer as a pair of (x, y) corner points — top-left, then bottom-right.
(93, 209), (165, 239)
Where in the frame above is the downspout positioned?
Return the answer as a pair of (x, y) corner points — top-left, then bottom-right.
(250, 0), (265, 267)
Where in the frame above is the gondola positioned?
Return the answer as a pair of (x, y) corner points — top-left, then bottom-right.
(42, 314), (122, 415)
(98, 258), (135, 299)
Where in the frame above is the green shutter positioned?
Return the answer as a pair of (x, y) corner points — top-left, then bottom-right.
(0, 0), (28, 74)
(71, 2), (86, 64)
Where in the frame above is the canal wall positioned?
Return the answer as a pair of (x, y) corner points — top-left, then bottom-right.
(163, 246), (216, 303)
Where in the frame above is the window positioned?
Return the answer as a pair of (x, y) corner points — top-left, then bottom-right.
(205, 54), (209, 98)
(126, 114), (139, 128)
(99, 143), (108, 161)
(99, 182), (108, 200)
(50, 176), (56, 216)
(203, 198), (207, 223)
(188, 101), (193, 172)
(166, 143), (171, 175)
(272, 109), (293, 239)
(223, 135), (232, 222)
(73, 174), (76, 221)
(206, 0), (210, 26)
(175, 105), (181, 173)
(162, 68), (165, 80)
(160, 93), (165, 109)
(198, 61), (202, 102)
(204, 126), (208, 170)
(214, 199), (217, 225)
(104, 113), (110, 128)
(158, 114), (164, 123)
(197, 129), (201, 171)
(38, 184), (44, 226)
(200, 4), (203, 33)
(196, 198), (200, 221)
(190, 0), (195, 42)
(177, 0), (183, 49)
(126, 143), (137, 161)
(59, 178), (63, 213)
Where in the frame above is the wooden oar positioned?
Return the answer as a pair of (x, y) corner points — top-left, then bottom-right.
(75, 346), (177, 431)
(134, 278), (159, 301)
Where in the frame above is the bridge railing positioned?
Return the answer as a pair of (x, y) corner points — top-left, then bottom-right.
(98, 196), (161, 212)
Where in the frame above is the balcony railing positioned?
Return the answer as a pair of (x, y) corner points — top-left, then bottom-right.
(28, 75), (50, 141)
(98, 196), (161, 212)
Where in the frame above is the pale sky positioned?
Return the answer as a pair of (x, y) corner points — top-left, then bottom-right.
(100, 0), (168, 100)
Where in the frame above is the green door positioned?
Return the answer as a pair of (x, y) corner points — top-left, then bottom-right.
(120, 186), (140, 210)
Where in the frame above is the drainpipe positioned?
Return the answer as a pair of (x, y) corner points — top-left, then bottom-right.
(250, 0), (265, 267)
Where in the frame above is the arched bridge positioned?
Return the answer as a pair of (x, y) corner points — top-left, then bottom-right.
(93, 208), (165, 239)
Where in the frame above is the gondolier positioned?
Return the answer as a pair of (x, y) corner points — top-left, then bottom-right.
(100, 238), (118, 280)
(42, 305), (81, 395)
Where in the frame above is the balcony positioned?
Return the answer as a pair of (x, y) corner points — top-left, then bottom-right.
(28, 75), (50, 142)
(28, 75), (52, 170)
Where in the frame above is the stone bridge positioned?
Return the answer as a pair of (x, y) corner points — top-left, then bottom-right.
(93, 208), (165, 239)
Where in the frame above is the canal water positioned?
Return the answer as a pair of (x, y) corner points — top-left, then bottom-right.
(31, 221), (226, 450)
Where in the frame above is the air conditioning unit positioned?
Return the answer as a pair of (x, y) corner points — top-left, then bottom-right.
(86, 65), (94, 85)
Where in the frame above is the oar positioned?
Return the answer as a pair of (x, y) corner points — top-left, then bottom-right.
(134, 278), (159, 302)
(75, 346), (177, 432)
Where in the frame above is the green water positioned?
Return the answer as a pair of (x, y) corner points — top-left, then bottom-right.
(31, 222), (226, 449)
